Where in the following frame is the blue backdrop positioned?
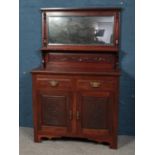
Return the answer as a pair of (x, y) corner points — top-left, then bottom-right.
(19, 0), (135, 135)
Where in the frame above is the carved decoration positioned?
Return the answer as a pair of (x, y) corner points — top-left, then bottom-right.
(48, 54), (114, 63)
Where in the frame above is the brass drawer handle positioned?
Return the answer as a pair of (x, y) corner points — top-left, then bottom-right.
(90, 81), (101, 88)
(49, 80), (59, 87)
(76, 111), (80, 120)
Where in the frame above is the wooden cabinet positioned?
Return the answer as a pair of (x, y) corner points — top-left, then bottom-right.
(38, 90), (72, 131)
(31, 8), (121, 149)
(32, 74), (119, 148)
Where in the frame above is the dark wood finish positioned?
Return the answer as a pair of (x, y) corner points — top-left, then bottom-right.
(38, 90), (72, 133)
(78, 92), (112, 130)
(32, 73), (120, 148)
(41, 8), (120, 52)
(76, 77), (116, 91)
(31, 8), (121, 149)
(36, 76), (73, 90)
(45, 53), (116, 72)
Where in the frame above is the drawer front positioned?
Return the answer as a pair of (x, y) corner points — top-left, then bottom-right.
(77, 78), (116, 91)
(36, 77), (73, 90)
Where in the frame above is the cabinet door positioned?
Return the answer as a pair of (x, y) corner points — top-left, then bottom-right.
(77, 91), (113, 136)
(37, 90), (72, 134)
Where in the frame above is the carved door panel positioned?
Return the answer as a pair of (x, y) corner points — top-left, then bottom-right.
(37, 90), (72, 134)
(77, 91), (113, 136)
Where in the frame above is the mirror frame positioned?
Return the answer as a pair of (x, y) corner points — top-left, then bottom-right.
(41, 8), (120, 52)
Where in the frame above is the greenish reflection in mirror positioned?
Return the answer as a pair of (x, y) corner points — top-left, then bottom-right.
(47, 16), (114, 45)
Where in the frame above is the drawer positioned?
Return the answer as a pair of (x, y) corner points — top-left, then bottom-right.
(77, 78), (116, 91)
(36, 77), (73, 90)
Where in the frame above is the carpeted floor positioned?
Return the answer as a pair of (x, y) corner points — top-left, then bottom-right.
(19, 127), (135, 155)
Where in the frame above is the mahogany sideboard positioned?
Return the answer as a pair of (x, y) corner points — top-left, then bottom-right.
(31, 8), (121, 149)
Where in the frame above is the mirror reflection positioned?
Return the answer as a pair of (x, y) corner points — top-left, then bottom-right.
(47, 16), (114, 45)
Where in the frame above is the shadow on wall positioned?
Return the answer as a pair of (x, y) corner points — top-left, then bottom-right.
(118, 50), (135, 135)
(19, 73), (33, 127)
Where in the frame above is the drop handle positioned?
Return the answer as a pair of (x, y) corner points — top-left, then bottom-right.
(49, 80), (59, 87)
(90, 81), (101, 88)
(76, 111), (80, 120)
(116, 39), (119, 45)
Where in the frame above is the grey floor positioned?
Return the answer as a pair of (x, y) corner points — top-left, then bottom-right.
(20, 127), (135, 155)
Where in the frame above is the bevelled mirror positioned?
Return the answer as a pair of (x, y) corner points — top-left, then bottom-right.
(41, 9), (119, 51)
(47, 16), (114, 45)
